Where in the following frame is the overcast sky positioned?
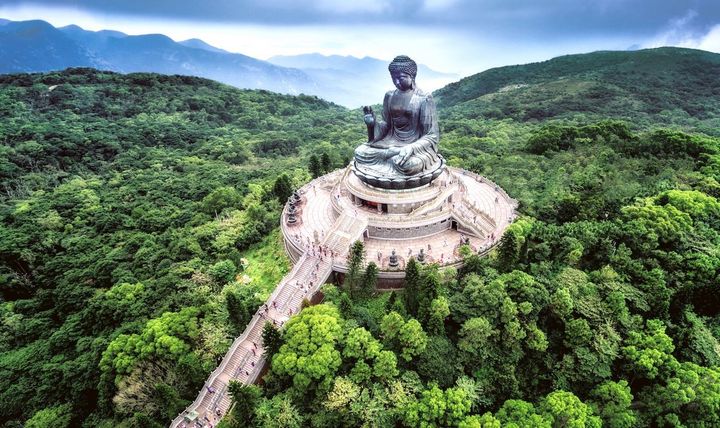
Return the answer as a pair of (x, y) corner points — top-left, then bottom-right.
(2, 0), (720, 76)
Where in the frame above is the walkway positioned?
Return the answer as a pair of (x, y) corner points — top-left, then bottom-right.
(170, 207), (366, 428)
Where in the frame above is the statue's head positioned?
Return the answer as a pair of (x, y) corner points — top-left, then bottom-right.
(388, 55), (417, 91)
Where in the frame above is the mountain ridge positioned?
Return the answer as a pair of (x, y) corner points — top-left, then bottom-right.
(179, 38), (229, 54)
(0, 19), (454, 107)
(434, 46), (720, 132)
(0, 19), (317, 96)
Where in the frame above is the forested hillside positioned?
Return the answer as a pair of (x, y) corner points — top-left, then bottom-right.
(435, 47), (720, 134)
(0, 68), (360, 427)
(2, 47), (720, 427)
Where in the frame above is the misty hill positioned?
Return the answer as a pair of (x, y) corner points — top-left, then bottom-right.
(435, 47), (720, 132)
(268, 53), (459, 107)
(0, 19), (455, 106)
(0, 19), (317, 96)
(179, 38), (230, 54)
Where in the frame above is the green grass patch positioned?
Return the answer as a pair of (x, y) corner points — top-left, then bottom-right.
(238, 228), (290, 298)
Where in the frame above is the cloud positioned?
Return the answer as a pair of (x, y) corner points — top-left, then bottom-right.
(312, 0), (390, 14)
(422, 0), (461, 12)
(698, 24), (720, 52)
(647, 9), (700, 47)
(1, 0), (718, 78)
(672, 9), (699, 27)
(646, 9), (720, 53)
(4, 0), (719, 33)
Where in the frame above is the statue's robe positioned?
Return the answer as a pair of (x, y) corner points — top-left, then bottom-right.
(354, 87), (440, 177)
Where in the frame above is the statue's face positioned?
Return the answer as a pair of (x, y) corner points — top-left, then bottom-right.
(392, 72), (414, 91)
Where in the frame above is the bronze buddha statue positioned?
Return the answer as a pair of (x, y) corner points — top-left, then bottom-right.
(353, 55), (445, 189)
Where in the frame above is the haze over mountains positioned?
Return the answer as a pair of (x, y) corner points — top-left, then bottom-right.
(267, 54), (459, 107)
(1, 17), (716, 114)
(0, 19), (456, 107)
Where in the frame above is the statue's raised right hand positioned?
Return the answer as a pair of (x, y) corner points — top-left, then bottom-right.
(363, 106), (375, 127)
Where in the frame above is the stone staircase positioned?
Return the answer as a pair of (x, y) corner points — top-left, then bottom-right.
(409, 181), (458, 216)
(170, 209), (368, 427)
(322, 209), (368, 256)
(450, 196), (498, 240)
(452, 211), (486, 240)
(459, 197), (496, 235)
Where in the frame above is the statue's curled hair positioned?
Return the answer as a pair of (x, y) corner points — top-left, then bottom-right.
(388, 55), (417, 78)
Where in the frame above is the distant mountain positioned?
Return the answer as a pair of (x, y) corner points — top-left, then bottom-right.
(0, 19), (317, 96)
(268, 53), (459, 107)
(0, 20), (95, 72)
(60, 24), (127, 39)
(269, 54), (381, 74)
(179, 38), (229, 54)
(268, 53), (455, 80)
(0, 19), (460, 106)
(434, 47), (720, 129)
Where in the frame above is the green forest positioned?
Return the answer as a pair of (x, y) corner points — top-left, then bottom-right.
(1, 47), (720, 427)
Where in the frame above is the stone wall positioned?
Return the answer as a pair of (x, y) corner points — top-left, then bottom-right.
(367, 218), (451, 239)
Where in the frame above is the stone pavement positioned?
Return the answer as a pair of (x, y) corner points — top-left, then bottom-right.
(285, 166), (517, 272)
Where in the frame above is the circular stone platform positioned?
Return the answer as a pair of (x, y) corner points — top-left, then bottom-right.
(281, 165), (518, 287)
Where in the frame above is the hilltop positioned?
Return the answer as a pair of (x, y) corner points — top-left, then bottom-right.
(435, 47), (720, 133)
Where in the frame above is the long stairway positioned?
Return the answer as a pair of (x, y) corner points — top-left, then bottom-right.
(170, 209), (367, 427)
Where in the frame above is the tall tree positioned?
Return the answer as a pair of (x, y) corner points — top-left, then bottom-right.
(272, 173), (293, 203)
(360, 261), (379, 297)
(262, 322), (283, 359)
(321, 152), (333, 173)
(427, 296), (450, 336)
(345, 240), (365, 296)
(418, 265), (443, 327)
(226, 291), (249, 330)
(497, 229), (520, 272)
(271, 304), (344, 391)
(254, 395), (304, 428)
(589, 380), (636, 428)
(308, 154), (322, 178)
(228, 382), (262, 427)
(404, 257), (421, 316)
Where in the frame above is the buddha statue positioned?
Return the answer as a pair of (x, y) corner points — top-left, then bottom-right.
(353, 55), (445, 189)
